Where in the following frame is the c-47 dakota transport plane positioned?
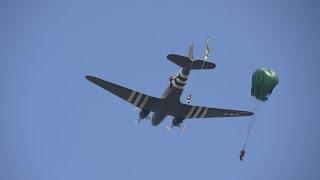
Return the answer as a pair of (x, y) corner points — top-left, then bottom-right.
(86, 48), (254, 130)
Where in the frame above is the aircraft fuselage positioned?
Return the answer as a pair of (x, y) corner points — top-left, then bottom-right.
(151, 68), (190, 126)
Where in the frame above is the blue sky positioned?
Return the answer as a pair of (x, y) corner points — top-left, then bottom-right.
(1, 0), (320, 179)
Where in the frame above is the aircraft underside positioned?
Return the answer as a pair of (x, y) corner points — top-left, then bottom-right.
(85, 52), (253, 131)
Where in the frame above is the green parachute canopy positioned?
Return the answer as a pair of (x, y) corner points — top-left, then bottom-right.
(251, 68), (279, 101)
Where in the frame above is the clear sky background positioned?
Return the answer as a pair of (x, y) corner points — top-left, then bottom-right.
(1, 0), (320, 180)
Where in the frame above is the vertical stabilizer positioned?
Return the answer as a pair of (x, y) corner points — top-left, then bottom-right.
(187, 44), (194, 61)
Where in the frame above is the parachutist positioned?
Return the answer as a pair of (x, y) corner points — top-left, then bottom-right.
(239, 149), (246, 161)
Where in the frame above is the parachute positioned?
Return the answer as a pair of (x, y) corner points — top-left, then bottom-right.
(251, 68), (279, 101)
(240, 68), (279, 161)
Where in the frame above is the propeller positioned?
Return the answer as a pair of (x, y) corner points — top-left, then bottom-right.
(134, 108), (141, 124)
(135, 118), (143, 124)
(165, 124), (173, 131)
(134, 108), (140, 112)
(165, 124), (186, 131)
(134, 108), (152, 124)
(146, 114), (152, 121)
(179, 124), (186, 131)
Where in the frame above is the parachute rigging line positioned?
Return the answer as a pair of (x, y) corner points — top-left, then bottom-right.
(241, 99), (262, 151)
(242, 115), (256, 150)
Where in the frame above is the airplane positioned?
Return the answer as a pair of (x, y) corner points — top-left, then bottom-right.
(85, 46), (254, 130)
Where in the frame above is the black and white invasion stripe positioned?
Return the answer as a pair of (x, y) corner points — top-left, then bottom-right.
(186, 106), (209, 119)
(171, 70), (188, 89)
(127, 91), (150, 109)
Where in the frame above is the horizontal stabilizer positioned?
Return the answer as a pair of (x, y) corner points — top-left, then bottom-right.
(191, 60), (216, 70)
(167, 54), (216, 70)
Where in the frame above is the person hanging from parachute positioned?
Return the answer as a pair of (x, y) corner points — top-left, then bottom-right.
(239, 149), (246, 161)
(239, 67), (279, 161)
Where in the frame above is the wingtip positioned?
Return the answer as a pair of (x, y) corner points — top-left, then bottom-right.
(85, 75), (94, 81)
(85, 76), (101, 84)
(210, 62), (216, 69)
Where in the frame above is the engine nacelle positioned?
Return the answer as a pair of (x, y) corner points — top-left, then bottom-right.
(139, 109), (150, 119)
(151, 113), (167, 126)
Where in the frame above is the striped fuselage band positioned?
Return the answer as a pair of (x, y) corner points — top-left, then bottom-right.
(171, 70), (188, 89)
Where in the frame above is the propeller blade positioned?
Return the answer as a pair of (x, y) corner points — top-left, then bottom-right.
(135, 118), (142, 124)
(146, 114), (152, 121)
(179, 124), (186, 131)
(165, 124), (173, 131)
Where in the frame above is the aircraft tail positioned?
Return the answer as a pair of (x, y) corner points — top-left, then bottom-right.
(167, 54), (216, 70)
(167, 43), (215, 70)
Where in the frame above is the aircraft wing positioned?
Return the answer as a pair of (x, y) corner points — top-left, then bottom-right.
(86, 76), (160, 110)
(180, 103), (254, 119)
